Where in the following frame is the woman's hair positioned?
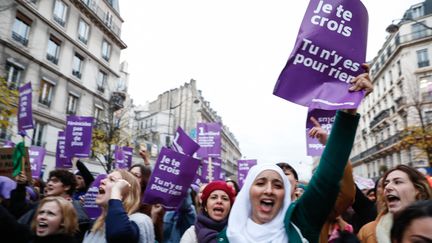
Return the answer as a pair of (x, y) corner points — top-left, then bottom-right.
(92, 169), (142, 232)
(225, 178), (240, 195)
(391, 200), (432, 243)
(129, 164), (152, 193)
(379, 165), (432, 214)
(31, 196), (78, 236)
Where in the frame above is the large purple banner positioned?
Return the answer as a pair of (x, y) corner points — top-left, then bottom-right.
(274, 0), (368, 110)
(196, 123), (221, 157)
(83, 174), (106, 219)
(122, 146), (133, 167)
(306, 109), (336, 156)
(65, 116), (93, 158)
(143, 147), (200, 208)
(172, 127), (200, 156)
(29, 146), (45, 179)
(237, 159), (257, 188)
(55, 131), (71, 168)
(18, 82), (34, 131)
(200, 157), (222, 183)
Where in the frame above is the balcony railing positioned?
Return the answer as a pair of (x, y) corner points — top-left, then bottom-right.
(351, 132), (401, 162)
(53, 15), (66, 27)
(97, 85), (105, 93)
(418, 60), (430, 68)
(12, 32), (28, 46)
(72, 70), (82, 79)
(80, 0), (121, 37)
(39, 97), (51, 107)
(370, 109), (390, 129)
(373, 29), (432, 74)
(78, 35), (88, 44)
(46, 54), (58, 64)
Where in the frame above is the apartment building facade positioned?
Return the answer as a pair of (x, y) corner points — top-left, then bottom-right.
(351, 0), (432, 178)
(0, 0), (127, 176)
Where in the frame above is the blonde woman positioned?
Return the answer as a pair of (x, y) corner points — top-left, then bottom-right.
(83, 170), (154, 243)
(31, 196), (78, 243)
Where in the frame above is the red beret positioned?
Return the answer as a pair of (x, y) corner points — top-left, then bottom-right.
(201, 181), (235, 207)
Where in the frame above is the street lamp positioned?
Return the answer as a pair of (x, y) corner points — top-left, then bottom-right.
(166, 96), (200, 147)
(386, 12), (432, 34)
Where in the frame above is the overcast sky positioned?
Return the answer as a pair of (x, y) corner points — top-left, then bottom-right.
(119, 0), (423, 180)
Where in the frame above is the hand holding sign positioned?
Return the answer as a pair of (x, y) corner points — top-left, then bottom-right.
(308, 116), (328, 146)
(348, 64), (373, 95)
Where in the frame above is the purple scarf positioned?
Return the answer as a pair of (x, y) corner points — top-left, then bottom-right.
(194, 212), (227, 243)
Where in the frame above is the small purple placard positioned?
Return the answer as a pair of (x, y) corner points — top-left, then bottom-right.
(237, 159), (257, 188)
(172, 127), (200, 156)
(306, 109), (336, 156)
(143, 147), (200, 209)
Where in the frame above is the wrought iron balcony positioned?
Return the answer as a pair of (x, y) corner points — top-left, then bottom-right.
(351, 132), (401, 162)
(369, 109), (390, 129)
(12, 32), (28, 46)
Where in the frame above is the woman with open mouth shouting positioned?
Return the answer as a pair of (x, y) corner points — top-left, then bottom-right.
(358, 165), (432, 243)
(31, 196), (78, 243)
(180, 181), (235, 243)
(82, 170), (155, 243)
(214, 65), (374, 243)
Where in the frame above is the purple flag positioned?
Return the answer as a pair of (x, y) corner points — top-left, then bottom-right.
(2, 141), (15, 148)
(65, 116), (93, 158)
(274, 0), (368, 110)
(237, 159), (257, 188)
(196, 123), (221, 157)
(55, 131), (71, 168)
(306, 109), (336, 156)
(143, 147), (200, 208)
(29, 146), (45, 179)
(122, 146), (133, 168)
(83, 174), (106, 219)
(18, 82), (34, 132)
(172, 127), (200, 156)
(200, 157), (222, 183)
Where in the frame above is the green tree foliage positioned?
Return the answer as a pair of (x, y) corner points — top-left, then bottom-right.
(0, 76), (19, 132)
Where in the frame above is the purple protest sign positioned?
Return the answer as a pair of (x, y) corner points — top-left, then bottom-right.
(200, 157), (222, 183)
(65, 116), (93, 158)
(196, 123), (221, 157)
(2, 141), (15, 148)
(172, 127), (200, 156)
(306, 109), (336, 156)
(29, 146), (45, 179)
(237, 159), (257, 188)
(143, 147), (200, 208)
(122, 146), (133, 168)
(18, 82), (34, 131)
(55, 131), (71, 168)
(83, 174), (106, 220)
(274, 0), (368, 110)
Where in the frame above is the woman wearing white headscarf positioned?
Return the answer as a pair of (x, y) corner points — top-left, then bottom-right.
(217, 109), (361, 243)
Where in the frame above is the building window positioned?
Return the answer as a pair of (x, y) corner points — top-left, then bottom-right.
(412, 22), (427, 40)
(101, 40), (111, 61)
(66, 93), (79, 115)
(417, 49), (429, 68)
(0, 115), (9, 139)
(389, 70), (393, 85)
(419, 76), (432, 102)
(94, 105), (103, 122)
(39, 80), (54, 107)
(32, 121), (45, 147)
(72, 53), (83, 79)
(425, 110), (432, 124)
(77, 19), (89, 44)
(53, 0), (68, 26)
(410, 5), (424, 19)
(5, 62), (23, 89)
(97, 71), (107, 93)
(46, 36), (61, 64)
(12, 12), (32, 46)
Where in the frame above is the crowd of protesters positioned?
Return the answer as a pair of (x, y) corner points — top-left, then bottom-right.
(1, 67), (432, 243)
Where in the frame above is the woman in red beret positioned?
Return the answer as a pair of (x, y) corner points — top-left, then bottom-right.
(180, 181), (235, 243)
